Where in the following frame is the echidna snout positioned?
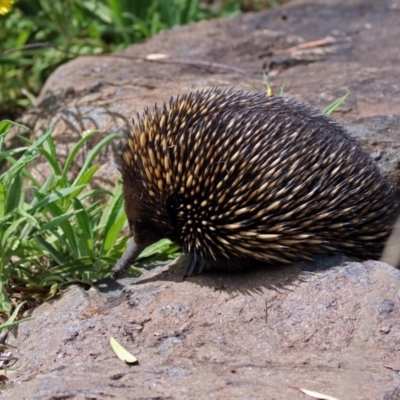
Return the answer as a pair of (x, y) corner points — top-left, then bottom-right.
(111, 88), (398, 279)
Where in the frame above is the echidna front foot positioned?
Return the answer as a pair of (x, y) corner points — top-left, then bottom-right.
(183, 253), (207, 277)
(110, 237), (147, 280)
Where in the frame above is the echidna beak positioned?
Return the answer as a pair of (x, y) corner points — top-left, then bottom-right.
(110, 237), (146, 280)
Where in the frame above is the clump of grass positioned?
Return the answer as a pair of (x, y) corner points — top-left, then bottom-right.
(0, 120), (179, 314)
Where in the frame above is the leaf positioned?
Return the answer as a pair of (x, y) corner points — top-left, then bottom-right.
(0, 147), (27, 163)
(67, 164), (98, 200)
(1, 216), (31, 247)
(34, 236), (66, 265)
(0, 359), (31, 375)
(1, 127), (53, 186)
(72, 133), (119, 187)
(61, 131), (96, 180)
(138, 238), (179, 260)
(323, 93), (349, 115)
(30, 284), (58, 301)
(0, 181), (5, 219)
(101, 212), (126, 256)
(35, 210), (81, 235)
(263, 72), (273, 96)
(299, 388), (339, 400)
(72, 198), (94, 254)
(97, 181), (123, 230)
(100, 184), (126, 256)
(5, 173), (24, 215)
(34, 198), (80, 258)
(37, 148), (61, 176)
(0, 301), (32, 329)
(0, 120), (14, 136)
(145, 53), (168, 60)
(0, 282), (11, 313)
(27, 185), (86, 213)
(109, 337), (138, 365)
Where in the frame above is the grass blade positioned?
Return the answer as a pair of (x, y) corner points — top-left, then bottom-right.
(323, 93), (349, 115)
(72, 133), (119, 186)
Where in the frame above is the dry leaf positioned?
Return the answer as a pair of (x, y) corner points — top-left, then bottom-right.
(145, 53), (168, 60)
(299, 387), (340, 400)
(109, 337), (138, 365)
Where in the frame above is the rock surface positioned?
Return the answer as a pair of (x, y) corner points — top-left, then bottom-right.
(15, 0), (400, 191)
(3, 260), (400, 399)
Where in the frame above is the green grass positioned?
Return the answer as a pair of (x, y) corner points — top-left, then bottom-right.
(0, 120), (179, 315)
(323, 92), (349, 115)
(0, 0), (247, 119)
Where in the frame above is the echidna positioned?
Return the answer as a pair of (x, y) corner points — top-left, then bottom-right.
(111, 88), (398, 279)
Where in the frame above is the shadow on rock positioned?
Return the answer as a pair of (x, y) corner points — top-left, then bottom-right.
(98, 253), (350, 298)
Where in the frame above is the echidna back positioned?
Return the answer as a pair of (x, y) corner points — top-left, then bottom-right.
(116, 88), (398, 276)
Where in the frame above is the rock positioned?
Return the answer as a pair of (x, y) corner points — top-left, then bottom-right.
(12, 0), (400, 190)
(3, 260), (400, 399)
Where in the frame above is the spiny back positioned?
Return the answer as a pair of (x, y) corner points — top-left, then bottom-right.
(117, 88), (398, 275)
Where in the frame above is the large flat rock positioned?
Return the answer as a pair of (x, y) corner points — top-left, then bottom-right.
(4, 260), (400, 399)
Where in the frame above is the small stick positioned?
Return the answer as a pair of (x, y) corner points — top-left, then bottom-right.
(273, 36), (337, 55)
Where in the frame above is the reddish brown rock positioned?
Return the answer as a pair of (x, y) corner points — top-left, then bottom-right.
(4, 260), (400, 399)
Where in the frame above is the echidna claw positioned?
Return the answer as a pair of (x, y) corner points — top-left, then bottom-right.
(183, 253), (206, 277)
